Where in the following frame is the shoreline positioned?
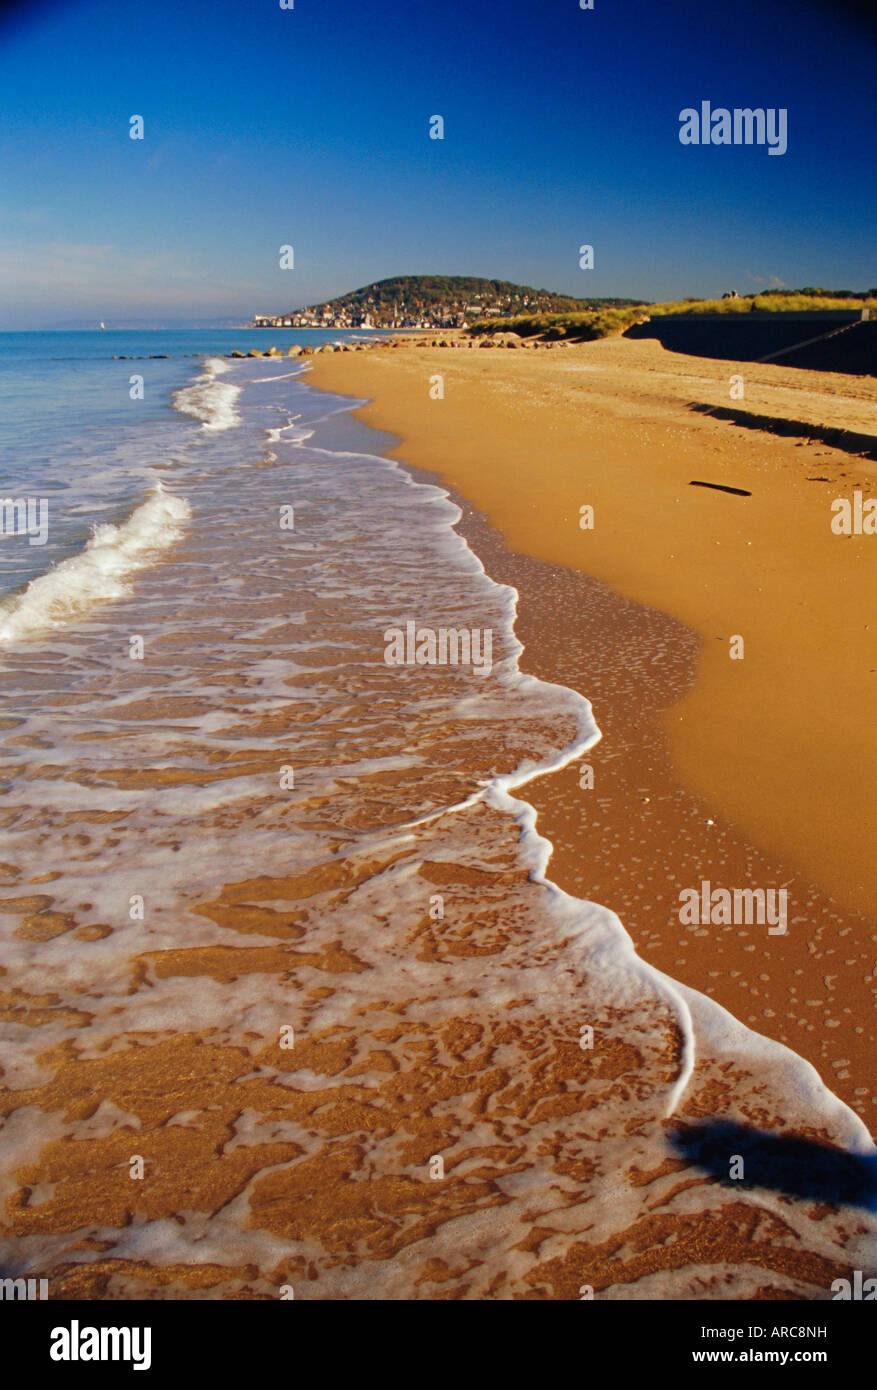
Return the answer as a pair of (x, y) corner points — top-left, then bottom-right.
(307, 338), (877, 1124)
(1, 351), (874, 1300)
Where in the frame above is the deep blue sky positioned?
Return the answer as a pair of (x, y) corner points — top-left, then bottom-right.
(0, 0), (873, 326)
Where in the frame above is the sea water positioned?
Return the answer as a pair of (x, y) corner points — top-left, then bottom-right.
(0, 333), (873, 1299)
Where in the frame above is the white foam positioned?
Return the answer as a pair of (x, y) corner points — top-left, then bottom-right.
(1, 360), (872, 1299)
(353, 434), (872, 1141)
(0, 484), (191, 645)
(172, 357), (242, 431)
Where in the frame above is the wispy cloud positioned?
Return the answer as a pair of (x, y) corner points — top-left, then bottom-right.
(744, 271), (789, 289)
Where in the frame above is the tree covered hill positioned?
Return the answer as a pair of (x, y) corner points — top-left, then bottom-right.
(315, 275), (641, 316)
(260, 275), (645, 328)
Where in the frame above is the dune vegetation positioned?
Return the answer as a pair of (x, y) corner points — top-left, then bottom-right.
(467, 305), (648, 340)
(650, 289), (877, 316)
(468, 288), (877, 341)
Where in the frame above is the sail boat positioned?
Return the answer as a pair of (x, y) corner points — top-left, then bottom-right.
(99, 320), (105, 331)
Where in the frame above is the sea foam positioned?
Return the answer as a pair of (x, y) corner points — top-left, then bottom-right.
(0, 358), (872, 1300)
(0, 484), (191, 645)
(172, 356), (242, 431)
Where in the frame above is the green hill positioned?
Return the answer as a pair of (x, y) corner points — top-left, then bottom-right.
(260, 276), (644, 329)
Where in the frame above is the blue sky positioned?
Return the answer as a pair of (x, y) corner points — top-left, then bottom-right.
(0, 0), (873, 327)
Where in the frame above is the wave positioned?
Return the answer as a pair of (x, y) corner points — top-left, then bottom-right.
(172, 357), (242, 431)
(348, 458), (871, 1145)
(0, 366), (871, 1299)
(0, 484), (191, 645)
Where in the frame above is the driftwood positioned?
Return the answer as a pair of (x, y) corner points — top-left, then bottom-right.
(689, 480), (752, 497)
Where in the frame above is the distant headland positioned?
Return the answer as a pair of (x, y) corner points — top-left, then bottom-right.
(251, 275), (642, 331)
(251, 276), (876, 351)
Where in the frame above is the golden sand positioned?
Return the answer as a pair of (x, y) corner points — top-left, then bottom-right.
(308, 336), (877, 1119)
(2, 339), (874, 1300)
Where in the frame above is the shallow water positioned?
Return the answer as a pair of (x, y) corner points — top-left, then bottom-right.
(0, 346), (873, 1298)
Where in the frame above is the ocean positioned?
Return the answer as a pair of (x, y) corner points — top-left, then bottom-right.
(0, 330), (873, 1299)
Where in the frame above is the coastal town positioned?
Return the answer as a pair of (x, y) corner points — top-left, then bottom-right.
(249, 275), (633, 331)
(254, 306), (395, 329)
(254, 297), (520, 332)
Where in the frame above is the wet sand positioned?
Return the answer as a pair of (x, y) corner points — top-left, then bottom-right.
(309, 337), (877, 1123)
(1, 351), (874, 1301)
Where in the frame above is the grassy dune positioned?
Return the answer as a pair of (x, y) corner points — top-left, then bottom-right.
(469, 291), (877, 341)
(651, 292), (877, 316)
(468, 305), (648, 340)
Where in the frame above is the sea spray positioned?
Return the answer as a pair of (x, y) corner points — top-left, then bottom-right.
(172, 357), (242, 431)
(0, 484), (190, 645)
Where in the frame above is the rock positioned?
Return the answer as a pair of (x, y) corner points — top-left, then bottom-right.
(287, 346), (301, 356)
(266, 346), (281, 356)
(482, 331), (522, 348)
(246, 349), (262, 357)
(230, 350), (245, 358)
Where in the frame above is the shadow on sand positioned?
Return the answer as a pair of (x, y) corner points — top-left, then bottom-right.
(670, 1120), (877, 1209)
(686, 402), (877, 461)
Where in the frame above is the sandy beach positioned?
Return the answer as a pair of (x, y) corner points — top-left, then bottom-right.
(6, 0), (877, 1326)
(308, 335), (877, 1122)
(1, 343), (874, 1302)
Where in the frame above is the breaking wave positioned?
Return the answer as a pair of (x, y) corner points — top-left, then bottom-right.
(172, 357), (242, 431)
(0, 484), (191, 645)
